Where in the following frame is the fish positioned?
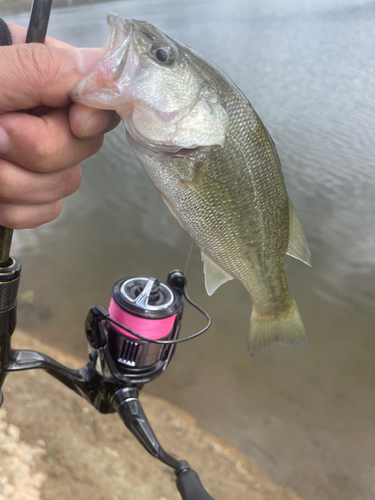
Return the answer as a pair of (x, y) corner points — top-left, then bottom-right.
(70, 14), (311, 356)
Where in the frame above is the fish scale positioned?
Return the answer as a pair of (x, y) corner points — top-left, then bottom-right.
(70, 14), (311, 355)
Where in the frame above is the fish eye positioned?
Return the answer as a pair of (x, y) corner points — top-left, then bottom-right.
(156, 49), (168, 62)
(150, 43), (175, 65)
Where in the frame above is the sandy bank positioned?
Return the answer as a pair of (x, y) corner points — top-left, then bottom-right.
(0, 330), (303, 500)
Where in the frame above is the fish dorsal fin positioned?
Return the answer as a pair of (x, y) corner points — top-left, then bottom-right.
(286, 203), (311, 266)
(201, 252), (233, 296)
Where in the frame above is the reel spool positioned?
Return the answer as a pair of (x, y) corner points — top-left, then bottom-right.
(86, 269), (210, 384)
(108, 277), (182, 370)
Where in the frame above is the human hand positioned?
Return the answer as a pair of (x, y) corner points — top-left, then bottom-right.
(0, 22), (120, 229)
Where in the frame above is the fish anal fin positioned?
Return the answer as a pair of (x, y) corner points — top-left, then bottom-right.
(286, 203), (311, 267)
(201, 252), (233, 296)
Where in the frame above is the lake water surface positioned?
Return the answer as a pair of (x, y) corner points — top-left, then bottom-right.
(4, 1), (375, 499)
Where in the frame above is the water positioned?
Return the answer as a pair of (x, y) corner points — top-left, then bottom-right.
(4, 1), (375, 498)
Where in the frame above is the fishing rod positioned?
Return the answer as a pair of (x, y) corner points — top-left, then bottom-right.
(0, 2), (215, 500)
(0, 3), (52, 265)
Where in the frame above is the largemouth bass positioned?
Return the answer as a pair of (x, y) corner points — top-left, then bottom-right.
(70, 14), (311, 355)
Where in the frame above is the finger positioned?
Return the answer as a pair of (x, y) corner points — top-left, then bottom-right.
(0, 107), (104, 173)
(0, 200), (63, 229)
(6, 22), (74, 48)
(69, 104), (121, 138)
(0, 160), (82, 205)
(0, 43), (105, 113)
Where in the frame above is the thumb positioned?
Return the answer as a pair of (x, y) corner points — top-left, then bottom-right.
(0, 43), (105, 113)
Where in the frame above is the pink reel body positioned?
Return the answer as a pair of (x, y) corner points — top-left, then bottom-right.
(108, 276), (181, 369)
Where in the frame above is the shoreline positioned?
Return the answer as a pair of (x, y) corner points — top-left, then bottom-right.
(1, 329), (303, 500)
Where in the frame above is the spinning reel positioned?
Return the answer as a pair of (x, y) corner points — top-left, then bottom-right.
(0, 253), (214, 500)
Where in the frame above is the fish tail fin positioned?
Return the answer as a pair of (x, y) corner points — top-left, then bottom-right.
(248, 301), (309, 356)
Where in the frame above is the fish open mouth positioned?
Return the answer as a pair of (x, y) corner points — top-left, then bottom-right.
(70, 15), (136, 110)
(70, 14), (227, 156)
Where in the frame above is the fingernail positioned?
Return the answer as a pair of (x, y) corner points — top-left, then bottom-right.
(0, 126), (10, 155)
(74, 48), (106, 75)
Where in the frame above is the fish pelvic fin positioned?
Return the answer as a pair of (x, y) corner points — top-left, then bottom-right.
(202, 252), (233, 296)
(248, 301), (309, 356)
(286, 203), (311, 267)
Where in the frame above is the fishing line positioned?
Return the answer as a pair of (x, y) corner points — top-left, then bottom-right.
(183, 239), (194, 276)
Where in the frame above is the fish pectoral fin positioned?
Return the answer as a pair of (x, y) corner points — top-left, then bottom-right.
(286, 203), (311, 266)
(201, 252), (233, 296)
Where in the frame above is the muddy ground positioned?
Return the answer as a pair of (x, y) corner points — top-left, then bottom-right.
(0, 331), (303, 500)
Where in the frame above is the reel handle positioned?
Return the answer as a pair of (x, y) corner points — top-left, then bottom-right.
(177, 469), (215, 500)
(113, 388), (216, 500)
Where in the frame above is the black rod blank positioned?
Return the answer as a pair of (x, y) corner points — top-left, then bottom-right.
(0, 19), (13, 265)
(0, 227), (13, 265)
(26, 0), (53, 44)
